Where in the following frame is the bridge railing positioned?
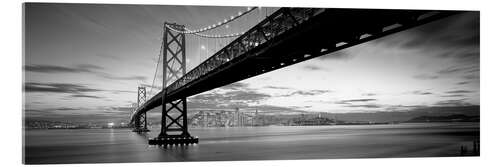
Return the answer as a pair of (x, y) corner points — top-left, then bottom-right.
(164, 8), (325, 94)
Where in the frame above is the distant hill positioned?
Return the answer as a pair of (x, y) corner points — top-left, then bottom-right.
(330, 105), (479, 123)
(405, 114), (479, 123)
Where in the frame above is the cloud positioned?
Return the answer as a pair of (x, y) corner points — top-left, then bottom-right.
(303, 65), (324, 71)
(362, 93), (377, 96)
(445, 90), (474, 94)
(218, 82), (251, 91)
(25, 64), (96, 73)
(454, 51), (480, 62)
(71, 94), (103, 99)
(411, 90), (433, 95)
(317, 50), (352, 60)
(344, 104), (382, 109)
(25, 64), (147, 81)
(280, 90), (330, 97)
(413, 74), (439, 80)
(24, 106), (135, 123)
(188, 82), (269, 107)
(462, 74), (479, 80)
(441, 94), (466, 98)
(141, 84), (162, 90)
(254, 105), (309, 114)
(263, 86), (292, 90)
(99, 74), (147, 81)
(96, 53), (122, 60)
(109, 106), (135, 112)
(25, 109), (52, 116)
(224, 91), (271, 102)
(336, 98), (377, 104)
(434, 99), (472, 106)
(24, 82), (107, 100)
(438, 66), (466, 75)
(190, 90), (271, 106)
(109, 90), (136, 94)
(333, 105), (479, 123)
(438, 65), (479, 75)
(53, 107), (82, 111)
(24, 82), (101, 93)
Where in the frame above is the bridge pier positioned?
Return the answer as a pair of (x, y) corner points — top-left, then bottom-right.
(149, 97), (198, 145)
(148, 22), (198, 146)
(132, 112), (150, 132)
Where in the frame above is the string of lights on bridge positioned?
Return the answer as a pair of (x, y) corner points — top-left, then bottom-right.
(145, 6), (268, 99)
(164, 7), (258, 38)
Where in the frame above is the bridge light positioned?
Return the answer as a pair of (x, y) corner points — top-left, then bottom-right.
(247, 7), (252, 11)
(360, 34), (372, 39)
(320, 48), (328, 52)
(336, 42), (347, 47)
(230, 16), (235, 20)
(304, 54), (311, 58)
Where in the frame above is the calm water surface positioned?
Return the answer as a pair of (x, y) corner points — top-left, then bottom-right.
(24, 123), (479, 164)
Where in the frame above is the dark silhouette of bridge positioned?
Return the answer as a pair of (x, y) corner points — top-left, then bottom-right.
(129, 7), (460, 145)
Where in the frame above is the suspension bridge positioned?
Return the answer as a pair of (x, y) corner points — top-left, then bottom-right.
(129, 7), (461, 146)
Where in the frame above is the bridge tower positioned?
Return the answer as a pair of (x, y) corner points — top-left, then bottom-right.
(149, 22), (198, 145)
(132, 86), (150, 132)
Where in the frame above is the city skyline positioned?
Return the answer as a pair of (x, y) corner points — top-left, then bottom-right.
(24, 4), (479, 123)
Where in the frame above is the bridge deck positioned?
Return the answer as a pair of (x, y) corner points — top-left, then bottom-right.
(132, 8), (460, 119)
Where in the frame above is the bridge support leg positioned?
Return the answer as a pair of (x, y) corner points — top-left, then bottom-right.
(149, 22), (198, 146)
(133, 86), (149, 132)
(149, 97), (198, 145)
(132, 112), (150, 132)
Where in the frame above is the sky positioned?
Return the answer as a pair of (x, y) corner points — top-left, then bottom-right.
(23, 3), (479, 123)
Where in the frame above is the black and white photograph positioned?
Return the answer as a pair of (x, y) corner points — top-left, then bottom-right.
(15, 0), (489, 166)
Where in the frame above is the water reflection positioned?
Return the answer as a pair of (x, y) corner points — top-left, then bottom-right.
(24, 123), (479, 164)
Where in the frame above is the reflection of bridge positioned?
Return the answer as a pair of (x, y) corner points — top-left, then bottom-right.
(129, 7), (460, 145)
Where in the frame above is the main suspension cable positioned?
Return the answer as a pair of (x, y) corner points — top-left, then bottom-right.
(165, 7), (257, 34)
(147, 29), (165, 99)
